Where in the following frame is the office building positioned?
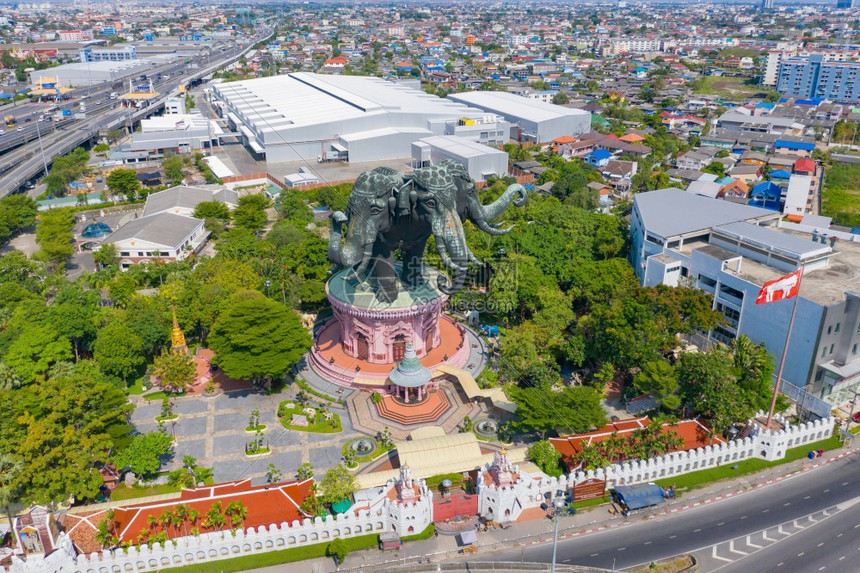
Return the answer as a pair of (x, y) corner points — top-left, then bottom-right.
(631, 188), (860, 406)
(79, 45), (136, 63)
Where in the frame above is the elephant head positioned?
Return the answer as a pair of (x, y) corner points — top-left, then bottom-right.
(327, 167), (406, 277)
(410, 164), (487, 295)
(444, 160), (528, 235)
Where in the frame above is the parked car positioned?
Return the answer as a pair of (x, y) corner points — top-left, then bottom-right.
(852, 412), (860, 423)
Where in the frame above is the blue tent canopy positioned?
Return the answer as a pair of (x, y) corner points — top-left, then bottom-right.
(615, 484), (666, 510)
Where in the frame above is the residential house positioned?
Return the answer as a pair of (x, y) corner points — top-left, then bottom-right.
(676, 150), (713, 171)
(601, 159), (637, 192)
(748, 181), (783, 210)
(718, 177), (749, 199)
(784, 174), (813, 221)
(739, 151), (768, 166)
(585, 148), (612, 167)
(773, 139), (815, 157)
(729, 163), (763, 184)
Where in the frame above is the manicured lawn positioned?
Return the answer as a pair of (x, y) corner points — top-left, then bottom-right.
(142, 390), (168, 402)
(655, 435), (843, 492)
(279, 402), (342, 433)
(573, 495), (611, 510)
(245, 447), (271, 456)
(110, 482), (181, 501)
(155, 414), (179, 422)
(159, 533), (380, 573)
(821, 163), (860, 228)
(127, 377), (146, 396)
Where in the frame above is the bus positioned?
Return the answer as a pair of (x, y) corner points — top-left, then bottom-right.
(4, 115), (15, 127)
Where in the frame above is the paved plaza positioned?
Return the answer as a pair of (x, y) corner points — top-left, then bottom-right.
(129, 387), (359, 485)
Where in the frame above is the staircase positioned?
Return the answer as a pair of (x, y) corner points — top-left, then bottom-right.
(375, 390), (451, 425)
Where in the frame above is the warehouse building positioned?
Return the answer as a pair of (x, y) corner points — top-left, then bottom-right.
(446, 91), (591, 143)
(28, 56), (175, 87)
(412, 136), (508, 182)
(210, 72), (499, 164)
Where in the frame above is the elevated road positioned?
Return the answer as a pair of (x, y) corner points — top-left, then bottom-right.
(0, 25), (272, 196)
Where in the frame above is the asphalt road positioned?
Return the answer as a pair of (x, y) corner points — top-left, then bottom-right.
(0, 26), (271, 194)
(479, 452), (859, 572)
(708, 496), (860, 572)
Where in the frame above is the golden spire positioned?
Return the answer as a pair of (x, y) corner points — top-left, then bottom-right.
(170, 305), (188, 355)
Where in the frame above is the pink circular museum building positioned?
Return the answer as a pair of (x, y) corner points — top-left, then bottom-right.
(309, 267), (470, 387)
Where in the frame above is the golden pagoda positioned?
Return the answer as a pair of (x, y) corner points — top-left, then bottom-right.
(170, 305), (188, 355)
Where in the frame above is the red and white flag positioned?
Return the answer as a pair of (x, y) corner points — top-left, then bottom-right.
(755, 269), (802, 305)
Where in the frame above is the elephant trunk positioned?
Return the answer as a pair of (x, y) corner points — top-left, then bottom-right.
(432, 210), (475, 294)
(478, 183), (528, 223)
(327, 212), (367, 270)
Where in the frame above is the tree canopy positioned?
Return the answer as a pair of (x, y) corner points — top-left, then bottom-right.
(208, 290), (312, 383)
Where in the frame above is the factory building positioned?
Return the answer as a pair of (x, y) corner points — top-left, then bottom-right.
(446, 91), (591, 143)
(28, 56), (175, 87)
(412, 136), (508, 182)
(210, 72), (502, 164)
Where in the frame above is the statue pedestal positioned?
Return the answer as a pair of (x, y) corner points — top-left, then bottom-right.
(309, 267), (469, 388)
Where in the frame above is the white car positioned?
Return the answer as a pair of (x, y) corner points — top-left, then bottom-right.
(16, 127), (23, 132)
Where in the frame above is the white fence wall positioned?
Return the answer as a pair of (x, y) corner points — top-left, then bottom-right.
(12, 497), (433, 573)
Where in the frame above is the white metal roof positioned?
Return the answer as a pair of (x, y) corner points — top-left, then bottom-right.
(213, 72), (478, 137)
(784, 174), (813, 215)
(712, 221), (831, 260)
(419, 135), (507, 159)
(634, 188), (777, 239)
(447, 90), (590, 123)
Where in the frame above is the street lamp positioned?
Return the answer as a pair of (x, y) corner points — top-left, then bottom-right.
(550, 497), (566, 573)
(35, 118), (49, 178)
(264, 279), (271, 298)
(845, 389), (859, 431)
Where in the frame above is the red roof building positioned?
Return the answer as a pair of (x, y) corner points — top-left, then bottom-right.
(793, 158), (815, 175)
(549, 417), (726, 471)
(65, 478), (313, 548)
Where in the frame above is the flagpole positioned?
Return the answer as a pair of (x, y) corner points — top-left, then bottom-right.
(765, 263), (805, 429)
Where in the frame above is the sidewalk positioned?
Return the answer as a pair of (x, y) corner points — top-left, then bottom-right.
(251, 442), (857, 573)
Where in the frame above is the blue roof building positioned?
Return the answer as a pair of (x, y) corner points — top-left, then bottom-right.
(749, 181), (782, 210)
(769, 168), (792, 180)
(774, 140), (815, 153)
(585, 148), (612, 167)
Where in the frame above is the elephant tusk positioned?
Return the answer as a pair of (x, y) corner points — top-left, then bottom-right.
(475, 218), (513, 236)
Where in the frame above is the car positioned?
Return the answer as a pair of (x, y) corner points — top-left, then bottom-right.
(24, 117), (31, 122)
(0, 130), (5, 135)
(16, 127), (22, 132)
(853, 412), (860, 424)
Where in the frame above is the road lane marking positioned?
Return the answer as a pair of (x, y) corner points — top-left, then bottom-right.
(746, 535), (762, 549)
(618, 547), (626, 551)
(777, 563), (783, 567)
(799, 552), (805, 556)
(837, 533), (843, 538)
(740, 515), (747, 520)
(693, 529), (701, 533)
(762, 509), (770, 513)
(729, 540), (748, 555)
(590, 553), (599, 557)
(824, 489), (830, 493)
(804, 496), (811, 500)
(712, 546), (733, 563)
(818, 542), (824, 547)
(717, 522), (725, 526)
(763, 530), (778, 542)
(669, 535), (677, 539)
(784, 502), (791, 506)
(643, 542), (651, 545)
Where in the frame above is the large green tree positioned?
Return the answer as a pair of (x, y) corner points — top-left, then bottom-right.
(509, 385), (606, 437)
(152, 350), (196, 392)
(93, 320), (145, 381)
(317, 464), (358, 504)
(527, 440), (563, 477)
(208, 290), (312, 384)
(112, 431), (173, 478)
(4, 324), (73, 384)
(106, 168), (141, 200)
(634, 360), (681, 410)
(0, 364), (133, 504)
(49, 283), (100, 360)
(231, 194), (270, 231)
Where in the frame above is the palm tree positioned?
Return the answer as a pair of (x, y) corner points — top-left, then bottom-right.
(188, 507), (199, 533)
(225, 500), (247, 531)
(159, 508), (175, 538)
(574, 443), (608, 471)
(147, 514), (158, 534)
(731, 335), (768, 383)
(205, 502), (224, 532)
(175, 504), (189, 537)
(599, 431), (627, 464)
